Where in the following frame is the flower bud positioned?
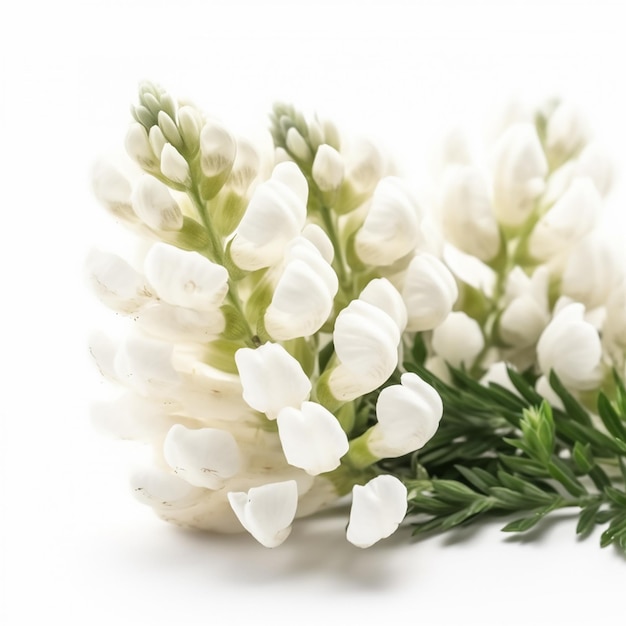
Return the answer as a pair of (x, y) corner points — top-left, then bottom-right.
(537, 302), (603, 391)
(492, 123), (547, 227)
(439, 165), (501, 261)
(143, 242), (229, 312)
(131, 174), (184, 231)
(431, 312), (484, 369)
(402, 254), (458, 332)
(355, 177), (423, 266)
(286, 127), (312, 161)
(528, 177), (601, 260)
(368, 372), (442, 458)
(125, 122), (158, 169)
(158, 110), (183, 149)
(235, 342), (312, 420)
(312, 144), (344, 192)
(177, 105), (202, 153)
(160, 143), (190, 185)
(346, 475), (407, 548)
(545, 101), (590, 162)
(163, 424), (241, 489)
(228, 480), (298, 548)
(200, 119), (237, 177)
(276, 402), (349, 475)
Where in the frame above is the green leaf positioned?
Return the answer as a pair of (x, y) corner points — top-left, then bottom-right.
(455, 465), (500, 492)
(440, 498), (494, 530)
(549, 371), (592, 426)
(501, 503), (561, 533)
(432, 480), (480, 504)
(597, 392), (626, 441)
(572, 441), (595, 473)
(498, 454), (547, 477)
(600, 513), (626, 548)
(604, 486), (626, 508)
(547, 459), (588, 497)
(576, 501), (602, 536)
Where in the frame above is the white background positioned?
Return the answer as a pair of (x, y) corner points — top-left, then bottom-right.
(1, 1), (625, 624)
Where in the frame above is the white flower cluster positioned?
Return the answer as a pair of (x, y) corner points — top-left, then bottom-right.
(89, 86), (626, 548)
(88, 84), (448, 548)
(432, 99), (625, 400)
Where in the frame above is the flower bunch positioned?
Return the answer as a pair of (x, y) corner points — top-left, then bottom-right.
(89, 84), (626, 552)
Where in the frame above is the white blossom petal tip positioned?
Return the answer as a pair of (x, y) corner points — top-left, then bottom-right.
(346, 475), (408, 548)
(228, 480), (298, 548)
(235, 343), (312, 419)
(131, 174), (183, 231)
(369, 372), (443, 457)
(277, 402), (349, 475)
(164, 425), (241, 489)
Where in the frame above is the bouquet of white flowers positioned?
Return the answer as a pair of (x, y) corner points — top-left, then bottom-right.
(88, 83), (626, 552)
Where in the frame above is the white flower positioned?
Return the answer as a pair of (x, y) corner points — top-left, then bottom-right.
(562, 233), (622, 309)
(312, 144), (344, 192)
(545, 101), (590, 161)
(312, 144), (345, 191)
(230, 162), (308, 270)
(163, 425), (241, 489)
(276, 402), (349, 475)
(130, 466), (203, 510)
(91, 158), (133, 216)
(113, 332), (180, 394)
(265, 238), (338, 340)
(301, 223), (334, 263)
(131, 174), (184, 231)
(330, 300), (400, 401)
(528, 177), (601, 260)
(492, 123), (547, 227)
(86, 248), (151, 314)
(575, 143), (613, 196)
(537, 302), (603, 391)
(535, 375), (565, 411)
(228, 480), (298, 547)
(358, 278), (407, 331)
(143, 242), (229, 312)
(499, 267), (549, 348)
(402, 254), (458, 332)
(432, 312), (484, 369)
(160, 143), (190, 184)
(480, 362), (520, 397)
(125, 122), (158, 169)
(355, 177), (423, 266)
(439, 165), (501, 261)
(368, 373), (443, 458)
(346, 475), (408, 548)
(235, 343), (312, 419)
(199, 119), (236, 177)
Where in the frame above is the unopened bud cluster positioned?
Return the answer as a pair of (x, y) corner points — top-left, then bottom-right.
(89, 85), (625, 548)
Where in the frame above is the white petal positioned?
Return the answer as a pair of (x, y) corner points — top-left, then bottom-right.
(131, 174), (183, 231)
(277, 402), (349, 475)
(200, 120), (236, 177)
(359, 278), (407, 331)
(369, 373), (443, 457)
(114, 333), (179, 393)
(265, 259), (335, 340)
(91, 158), (132, 209)
(331, 300), (399, 399)
(136, 301), (225, 343)
(346, 475), (407, 548)
(355, 177), (422, 266)
(492, 124), (548, 227)
(546, 101), (590, 159)
(431, 312), (484, 369)
(301, 223), (335, 263)
(88, 331), (118, 380)
(164, 424), (241, 489)
(537, 303), (603, 390)
(529, 177), (601, 260)
(228, 480), (298, 547)
(439, 165), (501, 261)
(312, 144), (345, 191)
(86, 248), (151, 313)
(230, 162), (308, 270)
(144, 242), (229, 311)
(130, 466), (202, 510)
(160, 143), (190, 184)
(125, 122), (158, 169)
(402, 254), (458, 332)
(235, 343), (311, 419)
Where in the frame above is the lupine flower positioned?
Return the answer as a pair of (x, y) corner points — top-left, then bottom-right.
(431, 311), (485, 369)
(537, 302), (603, 391)
(346, 475), (408, 548)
